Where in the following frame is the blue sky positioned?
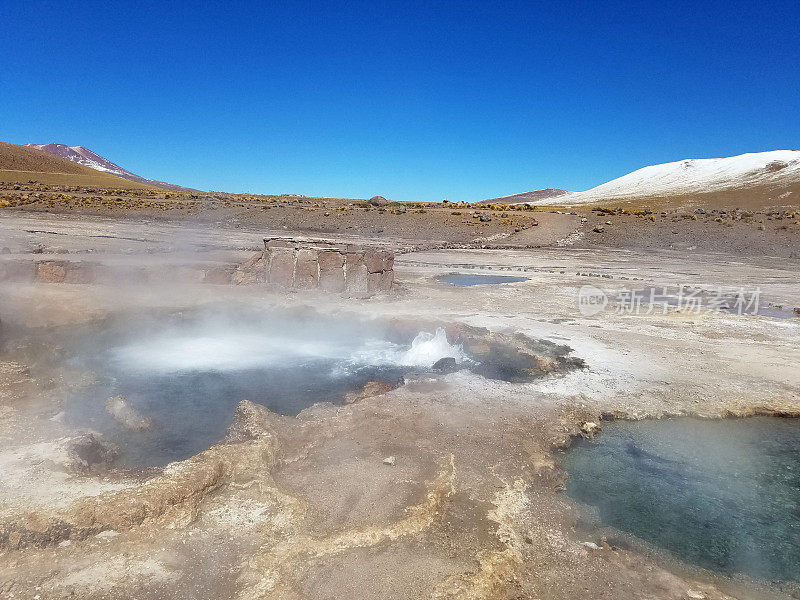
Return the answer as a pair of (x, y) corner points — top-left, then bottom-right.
(1, 1), (798, 201)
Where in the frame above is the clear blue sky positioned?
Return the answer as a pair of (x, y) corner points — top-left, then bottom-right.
(1, 1), (798, 201)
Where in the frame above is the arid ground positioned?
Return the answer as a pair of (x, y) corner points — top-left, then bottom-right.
(1, 190), (799, 600)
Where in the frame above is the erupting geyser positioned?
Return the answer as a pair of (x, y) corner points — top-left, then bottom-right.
(62, 311), (470, 466)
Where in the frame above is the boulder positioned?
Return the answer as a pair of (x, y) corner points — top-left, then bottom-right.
(432, 357), (457, 373)
(579, 421), (601, 439)
(368, 196), (389, 207)
(66, 433), (119, 471)
(105, 395), (152, 431)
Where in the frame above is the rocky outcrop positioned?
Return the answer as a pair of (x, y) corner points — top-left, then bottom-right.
(250, 238), (394, 297)
(224, 399), (283, 445)
(35, 260), (96, 283)
(0, 241), (394, 296)
(230, 253), (265, 285)
(343, 380), (400, 404)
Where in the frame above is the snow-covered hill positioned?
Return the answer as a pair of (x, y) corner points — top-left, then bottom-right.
(526, 150), (800, 206)
(24, 143), (191, 191)
(479, 188), (570, 204)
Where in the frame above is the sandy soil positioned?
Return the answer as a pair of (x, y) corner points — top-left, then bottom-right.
(3, 184), (798, 256)
(0, 207), (799, 599)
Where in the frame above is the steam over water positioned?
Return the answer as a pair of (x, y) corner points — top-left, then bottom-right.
(112, 326), (467, 374)
(64, 311), (467, 466)
(563, 417), (800, 582)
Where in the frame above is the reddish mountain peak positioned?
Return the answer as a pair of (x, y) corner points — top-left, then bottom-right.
(24, 143), (192, 191)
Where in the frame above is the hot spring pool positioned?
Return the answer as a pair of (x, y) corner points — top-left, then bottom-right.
(562, 417), (800, 582)
(60, 309), (477, 466)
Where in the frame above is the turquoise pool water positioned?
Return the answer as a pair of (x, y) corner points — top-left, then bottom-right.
(562, 417), (800, 582)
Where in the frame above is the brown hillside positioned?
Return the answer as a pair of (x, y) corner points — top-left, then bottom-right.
(0, 142), (158, 190)
(0, 141), (89, 174)
(546, 182), (800, 211)
(478, 188), (569, 204)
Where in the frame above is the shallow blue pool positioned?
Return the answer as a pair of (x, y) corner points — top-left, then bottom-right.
(562, 417), (800, 582)
(437, 273), (528, 286)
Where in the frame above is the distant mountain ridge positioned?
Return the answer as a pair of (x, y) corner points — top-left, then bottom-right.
(0, 141), (160, 190)
(513, 151), (800, 207)
(479, 188), (569, 204)
(24, 143), (192, 191)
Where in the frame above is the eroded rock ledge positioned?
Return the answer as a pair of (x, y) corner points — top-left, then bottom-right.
(231, 238), (394, 297)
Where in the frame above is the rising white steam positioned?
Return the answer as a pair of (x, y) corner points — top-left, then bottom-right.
(111, 333), (346, 373)
(110, 323), (466, 374)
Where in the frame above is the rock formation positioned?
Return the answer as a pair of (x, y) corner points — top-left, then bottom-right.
(255, 238), (394, 297)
